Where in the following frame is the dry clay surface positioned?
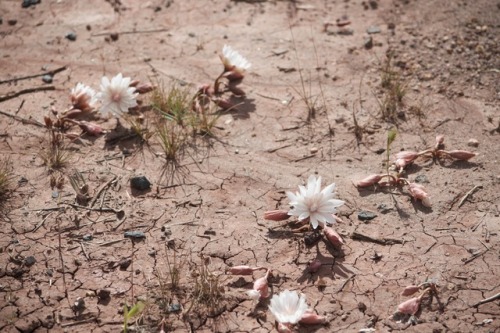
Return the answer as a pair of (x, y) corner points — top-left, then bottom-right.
(0, 0), (499, 332)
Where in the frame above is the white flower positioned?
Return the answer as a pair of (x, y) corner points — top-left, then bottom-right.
(97, 73), (138, 116)
(70, 83), (98, 111)
(220, 45), (251, 77)
(287, 175), (344, 229)
(269, 290), (309, 325)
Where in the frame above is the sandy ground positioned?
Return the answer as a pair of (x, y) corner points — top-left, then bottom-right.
(0, 0), (499, 332)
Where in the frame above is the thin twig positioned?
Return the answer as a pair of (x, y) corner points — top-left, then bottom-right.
(0, 66), (67, 85)
(0, 85), (56, 102)
(458, 185), (482, 208)
(462, 249), (489, 264)
(91, 28), (169, 37)
(350, 231), (404, 245)
(337, 274), (356, 292)
(80, 242), (90, 261)
(60, 318), (97, 328)
(89, 176), (118, 208)
(472, 292), (500, 308)
(0, 109), (45, 127)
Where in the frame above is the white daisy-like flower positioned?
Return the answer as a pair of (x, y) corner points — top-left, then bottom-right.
(287, 175), (345, 229)
(269, 290), (309, 325)
(70, 83), (98, 111)
(97, 73), (138, 116)
(220, 45), (251, 78)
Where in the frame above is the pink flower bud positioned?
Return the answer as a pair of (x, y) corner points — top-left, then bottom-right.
(227, 265), (255, 275)
(79, 121), (105, 136)
(397, 296), (421, 315)
(307, 259), (322, 273)
(323, 227), (344, 248)
(135, 83), (154, 94)
(355, 174), (384, 188)
(129, 80), (140, 87)
(264, 210), (290, 221)
(227, 82), (246, 96)
(299, 310), (326, 325)
(395, 151), (419, 165)
(401, 285), (420, 296)
(408, 183), (432, 207)
(64, 109), (84, 119)
(213, 97), (234, 110)
(446, 150), (477, 161)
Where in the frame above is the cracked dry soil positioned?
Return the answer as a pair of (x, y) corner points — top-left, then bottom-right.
(0, 0), (499, 332)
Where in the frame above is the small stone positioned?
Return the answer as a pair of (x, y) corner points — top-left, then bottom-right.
(42, 75), (53, 84)
(467, 138), (479, 147)
(124, 231), (146, 239)
(65, 32), (77, 41)
(366, 26), (381, 34)
(22, 0), (41, 8)
(358, 302), (367, 313)
(130, 175), (151, 191)
(97, 289), (111, 303)
(73, 297), (85, 312)
(364, 36), (373, 49)
(7, 19), (17, 26)
(118, 258), (132, 270)
(368, 0), (378, 9)
(25, 256), (36, 267)
(110, 33), (119, 41)
(310, 147), (318, 154)
(168, 303), (181, 313)
(375, 148), (385, 155)
(415, 174), (429, 184)
(387, 22), (396, 30)
(82, 234), (93, 241)
(358, 211), (377, 221)
(337, 28), (354, 36)
(377, 203), (392, 214)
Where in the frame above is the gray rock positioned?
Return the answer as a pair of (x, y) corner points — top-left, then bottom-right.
(65, 32), (77, 41)
(358, 211), (377, 221)
(124, 231), (146, 239)
(415, 174), (429, 184)
(130, 175), (151, 191)
(367, 26), (381, 34)
(42, 74), (53, 84)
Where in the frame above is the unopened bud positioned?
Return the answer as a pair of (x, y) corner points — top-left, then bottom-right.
(129, 80), (140, 87)
(135, 83), (154, 94)
(447, 150), (477, 161)
(299, 310), (326, 325)
(227, 265), (261, 275)
(395, 151), (419, 164)
(227, 82), (246, 96)
(435, 135), (445, 149)
(355, 174), (384, 188)
(264, 210), (290, 221)
(307, 259), (322, 273)
(323, 227), (344, 248)
(251, 269), (270, 299)
(214, 97), (234, 110)
(79, 121), (105, 136)
(401, 285), (420, 296)
(277, 322), (293, 333)
(64, 109), (84, 119)
(397, 296), (421, 315)
(44, 116), (53, 128)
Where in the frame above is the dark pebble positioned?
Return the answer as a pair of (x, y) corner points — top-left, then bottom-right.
(358, 302), (367, 313)
(110, 33), (119, 41)
(388, 22), (396, 30)
(42, 74), (53, 84)
(97, 289), (111, 302)
(358, 210), (377, 221)
(118, 258), (132, 270)
(369, 0), (378, 9)
(304, 231), (322, 246)
(82, 234), (93, 241)
(25, 256), (36, 266)
(377, 203), (392, 214)
(415, 174), (429, 183)
(8, 19), (17, 26)
(375, 148), (386, 155)
(364, 36), (373, 49)
(22, 0), (41, 8)
(168, 303), (181, 313)
(130, 175), (151, 191)
(65, 32), (77, 41)
(124, 231), (146, 239)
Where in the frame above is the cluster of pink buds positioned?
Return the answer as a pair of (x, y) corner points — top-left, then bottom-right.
(195, 45), (251, 112)
(396, 281), (438, 316)
(276, 310), (327, 333)
(394, 135), (478, 172)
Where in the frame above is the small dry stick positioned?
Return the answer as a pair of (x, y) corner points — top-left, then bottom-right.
(91, 28), (169, 37)
(472, 292), (500, 308)
(458, 185), (483, 208)
(0, 109), (45, 127)
(0, 85), (55, 102)
(0, 66), (67, 85)
(89, 176), (118, 208)
(338, 274), (356, 292)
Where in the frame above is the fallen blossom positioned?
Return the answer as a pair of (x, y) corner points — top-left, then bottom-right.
(70, 83), (98, 112)
(247, 269), (270, 300)
(78, 121), (105, 136)
(287, 175), (345, 229)
(264, 210), (290, 221)
(220, 45), (251, 80)
(269, 290), (309, 325)
(408, 183), (432, 207)
(394, 151), (419, 169)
